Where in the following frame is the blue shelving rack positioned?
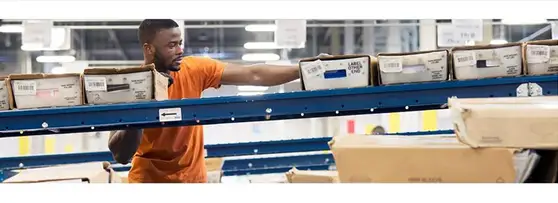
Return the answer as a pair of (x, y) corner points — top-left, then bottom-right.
(0, 75), (556, 181)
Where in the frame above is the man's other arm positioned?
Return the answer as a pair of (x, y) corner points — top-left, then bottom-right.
(108, 129), (143, 164)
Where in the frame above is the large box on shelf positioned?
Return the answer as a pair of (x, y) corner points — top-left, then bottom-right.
(3, 162), (122, 183)
(523, 39), (558, 76)
(206, 157), (225, 183)
(7, 73), (84, 109)
(449, 96), (558, 149)
(0, 76), (9, 110)
(83, 64), (168, 105)
(285, 168), (339, 183)
(298, 55), (376, 91)
(329, 135), (539, 183)
(451, 43), (523, 80)
(377, 50), (449, 85)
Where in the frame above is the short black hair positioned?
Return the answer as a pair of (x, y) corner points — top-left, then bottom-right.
(138, 19), (179, 44)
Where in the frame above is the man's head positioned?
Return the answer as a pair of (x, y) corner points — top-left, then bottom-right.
(139, 19), (184, 72)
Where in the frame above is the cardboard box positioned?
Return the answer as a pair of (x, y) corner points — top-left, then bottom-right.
(3, 162), (122, 183)
(7, 73), (84, 109)
(299, 55), (376, 91)
(329, 135), (539, 183)
(206, 157), (224, 183)
(523, 39), (558, 76)
(451, 43), (523, 80)
(83, 64), (168, 105)
(449, 96), (558, 149)
(285, 168), (339, 183)
(377, 50), (449, 85)
(0, 76), (9, 110)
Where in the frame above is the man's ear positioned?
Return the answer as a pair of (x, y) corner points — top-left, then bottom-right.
(143, 43), (154, 55)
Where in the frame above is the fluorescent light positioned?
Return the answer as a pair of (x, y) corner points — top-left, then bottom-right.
(50, 66), (66, 74)
(238, 86), (269, 92)
(245, 24), (276, 32)
(238, 92), (265, 96)
(242, 53), (280, 61)
(244, 42), (281, 50)
(36, 55), (76, 63)
(0, 25), (23, 33)
(501, 19), (548, 25)
(490, 39), (508, 45)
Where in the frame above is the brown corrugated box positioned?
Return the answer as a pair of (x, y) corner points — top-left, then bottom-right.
(450, 43), (523, 80)
(6, 73), (84, 109)
(3, 162), (122, 183)
(0, 76), (9, 110)
(449, 96), (558, 149)
(298, 54), (378, 90)
(329, 135), (528, 183)
(285, 168), (339, 183)
(522, 39), (558, 76)
(377, 49), (450, 85)
(206, 157), (224, 183)
(82, 64), (168, 105)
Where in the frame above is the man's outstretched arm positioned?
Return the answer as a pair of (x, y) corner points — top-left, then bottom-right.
(108, 129), (143, 164)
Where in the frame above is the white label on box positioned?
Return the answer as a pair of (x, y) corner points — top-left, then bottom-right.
(526, 45), (550, 63)
(454, 52), (477, 67)
(301, 60), (326, 77)
(84, 77), (108, 92)
(380, 58), (403, 73)
(550, 57), (558, 65)
(13, 81), (37, 96)
(159, 108), (182, 122)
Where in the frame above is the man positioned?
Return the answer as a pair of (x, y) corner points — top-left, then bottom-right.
(108, 19), (304, 183)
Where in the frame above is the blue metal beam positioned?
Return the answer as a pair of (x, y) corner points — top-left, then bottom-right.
(0, 75), (555, 137)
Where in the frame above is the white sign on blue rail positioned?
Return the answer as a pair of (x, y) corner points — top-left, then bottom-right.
(159, 108), (182, 122)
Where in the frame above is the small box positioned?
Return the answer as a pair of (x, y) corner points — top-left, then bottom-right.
(523, 39), (558, 76)
(7, 73), (84, 109)
(285, 168), (339, 183)
(451, 43), (523, 80)
(329, 135), (539, 183)
(3, 162), (122, 183)
(0, 76), (9, 110)
(298, 55), (376, 91)
(205, 157), (224, 183)
(83, 64), (168, 105)
(449, 96), (558, 149)
(377, 50), (449, 85)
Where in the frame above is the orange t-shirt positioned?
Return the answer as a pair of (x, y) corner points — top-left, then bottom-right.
(127, 56), (226, 183)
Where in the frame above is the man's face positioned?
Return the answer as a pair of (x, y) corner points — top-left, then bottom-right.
(145, 27), (184, 72)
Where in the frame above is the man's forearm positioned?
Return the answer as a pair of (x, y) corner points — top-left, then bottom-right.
(247, 64), (300, 86)
(108, 129), (143, 164)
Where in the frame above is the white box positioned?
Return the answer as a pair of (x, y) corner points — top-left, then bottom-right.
(299, 55), (373, 91)
(524, 40), (558, 76)
(83, 64), (168, 105)
(452, 43), (523, 80)
(7, 74), (83, 109)
(3, 162), (122, 183)
(0, 77), (9, 110)
(378, 50), (449, 85)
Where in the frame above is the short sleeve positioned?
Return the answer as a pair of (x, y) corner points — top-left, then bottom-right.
(186, 56), (226, 90)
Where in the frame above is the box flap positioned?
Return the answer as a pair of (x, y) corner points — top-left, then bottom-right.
(153, 70), (169, 101)
(330, 135), (517, 183)
(451, 42), (522, 51)
(83, 64), (155, 75)
(3, 162), (113, 183)
(285, 168), (339, 183)
(8, 73), (81, 80)
(378, 49), (449, 57)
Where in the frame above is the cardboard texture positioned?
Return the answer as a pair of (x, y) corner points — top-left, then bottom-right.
(298, 55), (377, 91)
(449, 96), (558, 149)
(377, 50), (449, 85)
(83, 64), (168, 105)
(205, 157), (224, 183)
(0, 76), (9, 110)
(285, 168), (339, 183)
(3, 162), (122, 183)
(523, 39), (558, 76)
(451, 43), (523, 80)
(7, 73), (84, 109)
(329, 135), (537, 183)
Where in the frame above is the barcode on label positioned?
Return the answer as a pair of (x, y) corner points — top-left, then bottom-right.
(454, 52), (476, 67)
(531, 50), (548, 56)
(302, 60), (326, 77)
(457, 55), (474, 63)
(380, 58), (402, 73)
(527, 45), (550, 63)
(13, 81), (37, 96)
(85, 77), (107, 92)
(385, 63), (400, 69)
